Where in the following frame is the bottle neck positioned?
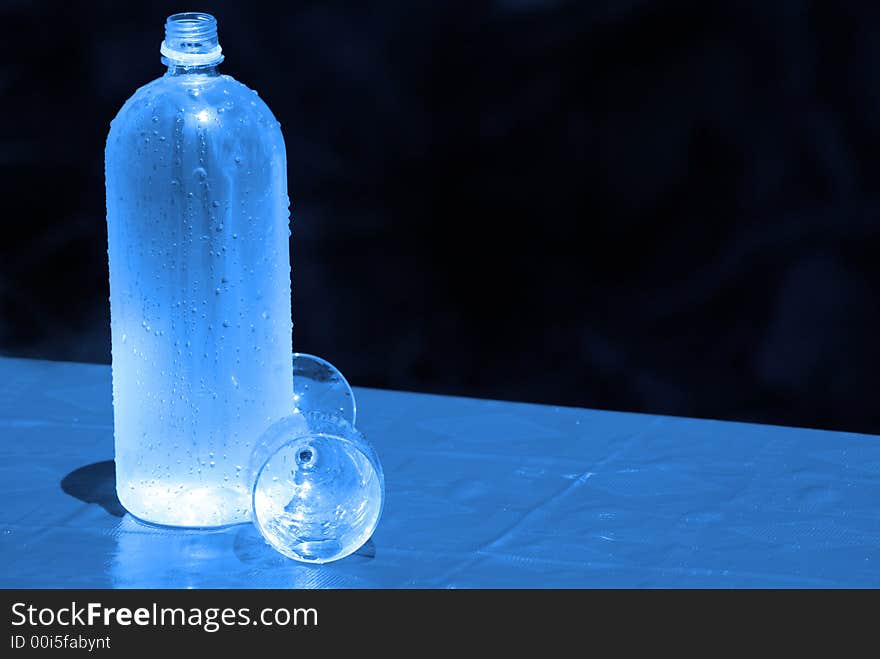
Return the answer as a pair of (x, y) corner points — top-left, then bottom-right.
(165, 63), (220, 77)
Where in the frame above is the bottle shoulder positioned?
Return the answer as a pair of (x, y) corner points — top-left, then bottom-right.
(107, 72), (283, 145)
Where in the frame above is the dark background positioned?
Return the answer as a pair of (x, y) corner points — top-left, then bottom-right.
(1, 0), (878, 434)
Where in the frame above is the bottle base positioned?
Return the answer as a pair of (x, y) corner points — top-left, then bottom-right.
(117, 482), (252, 529)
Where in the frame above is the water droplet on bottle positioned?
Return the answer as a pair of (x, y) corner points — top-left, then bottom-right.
(222, 320), (230, 327)
(193, 167), (208, 181)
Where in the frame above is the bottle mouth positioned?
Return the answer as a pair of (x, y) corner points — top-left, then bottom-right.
(160, 12), (224, 67)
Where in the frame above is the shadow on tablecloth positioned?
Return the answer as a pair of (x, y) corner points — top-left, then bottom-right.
(61, 460), (125, 518)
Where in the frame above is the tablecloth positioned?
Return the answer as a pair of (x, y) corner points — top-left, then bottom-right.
(1, 356), (878, 588)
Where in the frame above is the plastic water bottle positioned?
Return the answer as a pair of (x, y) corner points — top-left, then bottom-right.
(105, 13), (293, 527)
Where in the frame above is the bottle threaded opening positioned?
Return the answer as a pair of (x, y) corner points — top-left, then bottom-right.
(160, 12), (223, 66)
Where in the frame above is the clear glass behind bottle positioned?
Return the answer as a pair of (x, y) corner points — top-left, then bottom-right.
(105, 13), (294, 527)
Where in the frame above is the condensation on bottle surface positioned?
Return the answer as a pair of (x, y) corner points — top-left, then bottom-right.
(105, 13), (294, 526)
